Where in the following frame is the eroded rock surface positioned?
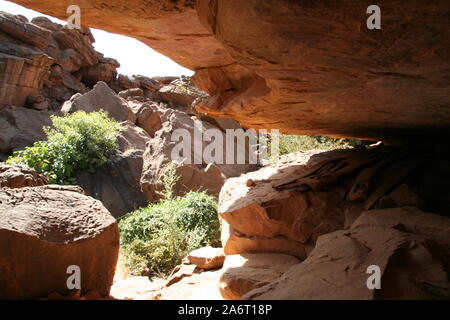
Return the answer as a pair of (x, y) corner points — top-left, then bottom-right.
(59, 82), (255, 216)
(0, 11), (180, 112)
(0, 13), (54, 107)
(219, 150), (355, 259)
(0, 164), (48, 188)
(352, 206), (450, 253)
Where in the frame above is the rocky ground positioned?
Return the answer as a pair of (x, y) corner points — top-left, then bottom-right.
(110, 247), (225, 300)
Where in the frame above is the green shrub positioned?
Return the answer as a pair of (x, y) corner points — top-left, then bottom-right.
(269, 135), (365, 156)
(119, 191), (220, 276)
(7, 110), (122, 184)
(156, 162), (181, 200)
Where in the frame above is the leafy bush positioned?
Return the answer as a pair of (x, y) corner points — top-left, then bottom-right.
(119, 191), (220, 276)
(7, 111), (122, 184)
(156, 162), (181, 200)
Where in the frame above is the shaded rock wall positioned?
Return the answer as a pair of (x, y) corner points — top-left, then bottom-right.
(0, 104), (52, 154)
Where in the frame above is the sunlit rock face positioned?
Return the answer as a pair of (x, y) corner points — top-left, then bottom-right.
(9, 0), (450, 141)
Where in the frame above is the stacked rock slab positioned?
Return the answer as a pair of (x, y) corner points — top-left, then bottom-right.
(218, 150), (358, 259)
(0, 184), (120, 299)
(214, 146), (450, 300)
(0, 12), (172, 111)
(0, 12), (54, 107)
(0, 12), (89, 109)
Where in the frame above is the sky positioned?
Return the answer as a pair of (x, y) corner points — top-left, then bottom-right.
(0, 0), (194, 77)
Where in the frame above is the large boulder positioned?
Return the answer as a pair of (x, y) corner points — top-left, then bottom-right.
(158, 77), (207, 115)
(0, 164), (48, 188)
(116, 74), (141, 90)
(0, 185), (120, 299)
(218, 253), (299, 300)
(61, 82), (136, 122)
(119, 88), (144, 100)
(133, 75), (162, 92)
(140, 106), (257, 202)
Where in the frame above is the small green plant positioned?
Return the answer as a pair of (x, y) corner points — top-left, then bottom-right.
(264, 135), (367, 166)
(7, 110), (122, 184)
(268, 135), (365, 156)
(156, 162), (181, 200)
(119, 191), (220, 276)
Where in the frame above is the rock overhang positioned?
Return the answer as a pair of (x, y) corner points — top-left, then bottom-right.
(7, 0), (450, 141)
